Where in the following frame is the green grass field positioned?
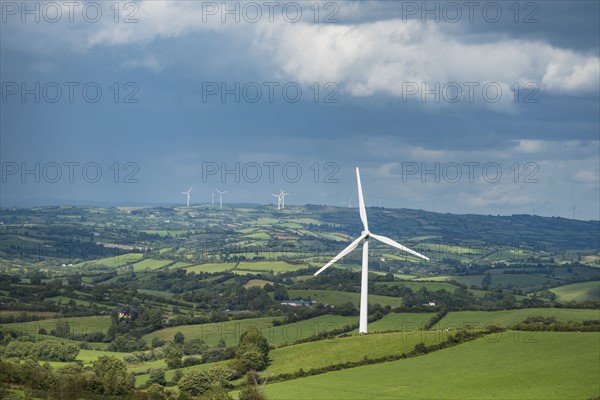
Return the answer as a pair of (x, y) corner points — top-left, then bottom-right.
(0, 310), (59, 318)
(236, 261), (307, 273)
(73, 253), (143, 268)
(421, 274), (562, 291)
(2, 315), (112, 336)
(287, 290), (404, 308)
(242, 232), (272, 240)
(131, 258), (173, 271)
(46, 296), (97, 306)
(184, 263), (237, 274)
(264, 332), (600, 399)
(77, 349), (127, 364)
(244, 279), (272, 288)
(142, 315), (357, 348)
(549, 281), (600, 302)
(438, 308), (600, 330)
(167, 262), (192, 270)
(265, 329), (447, 377)
(364, 312), (437, 332)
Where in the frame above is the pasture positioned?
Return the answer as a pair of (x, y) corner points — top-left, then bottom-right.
(184, 263), (237, 274)
(2, 315), (112, 336)
(131, 259), (173, 271)
(549, 281), (600, 302)
(141, 315), (357, 348)
(236, 261), (307, 273)
(264, 332), (600, 399)
(73, 253), (143, 268)
(364, 312), (437, 332)
(265, 329), (447, 377)
(437, 308), (600, 330)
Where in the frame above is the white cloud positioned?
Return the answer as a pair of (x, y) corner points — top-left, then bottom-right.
(4, 2), (599, 108)
(256, 19), (600, 109)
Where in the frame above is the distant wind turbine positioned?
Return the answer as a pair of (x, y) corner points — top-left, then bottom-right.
(181, 187), (192, 207)
(211, 191), (215, 207)
(215, 189), (228, 208)
(341, 196), (353, 208)
(272, 193), (282, 210)
(569, 202), (576, 220)
(279, 189), (289, 209)
(314, 167), (430, 334)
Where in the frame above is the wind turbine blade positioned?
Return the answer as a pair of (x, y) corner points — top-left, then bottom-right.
(370, 233), (430, 261)
(356, 167), (369, 231)
(314, 233), (367, 275)
(223, 191), (228, 194)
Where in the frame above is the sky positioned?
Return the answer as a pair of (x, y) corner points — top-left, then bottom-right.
(1, 0), (599, 220)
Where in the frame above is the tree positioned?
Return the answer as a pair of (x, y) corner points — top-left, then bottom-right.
(152, 336), (165, 348)
(55, 320), (71, 338)
(177, 367), (231, 397)
(273, 283), (289, 300)
(239, 385), (266, 400)
(199, 386), (233, 400)
(91, 356), (135, 397)
(481, 273), (492, 289)
(165, 347), (183, 369)
(51, 363), (89, 400)
(146, 383), (168, 400)
(174, 331), (185, 346)
(182, 338), (208, 355)
(232, 326), (270, 374)
(171, 369), (184, 385)
(148, 368), (167, 386)
(108, 334), (145, 352)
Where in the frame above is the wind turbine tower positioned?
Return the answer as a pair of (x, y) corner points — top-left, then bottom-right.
(314, 167), (430, 334)
(569, 202), (576, 220)
(215, 189), (228, 208)
(272, 193), (282, 210)
(279, 190), (289, 209)
(181, 187), (192, 207)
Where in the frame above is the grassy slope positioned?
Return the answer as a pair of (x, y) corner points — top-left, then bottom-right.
(549, 281), (600, 302)
(422, 274), (562, 291)
(184, 263), (237, 273)
(438, 308), (600, 329)
(132, 259), (173, 271)
(265, 330), (446, 377)
(363, 312), (437, 332)
(236, 261), (307, 273)
(264, 332), (600, 399)
(141, 315), (357, 348)
(73, 253), (143, 268)
(2, 315), (112, 335)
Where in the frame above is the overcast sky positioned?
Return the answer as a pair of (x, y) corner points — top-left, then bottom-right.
(1, 1), (599, 220)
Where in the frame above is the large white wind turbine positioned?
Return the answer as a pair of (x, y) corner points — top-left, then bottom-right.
(182, 187), (192, 207)
(314, 167), (430, 334)
(215, 189), (228, 208)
